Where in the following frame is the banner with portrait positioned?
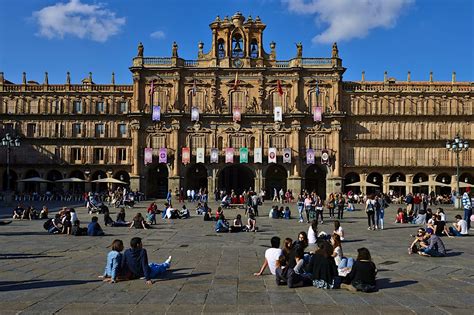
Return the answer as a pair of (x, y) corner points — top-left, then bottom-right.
(233, 108), (241, 122)
(321, 149), (330, 165)
(182, 147), (190, 165)
(210, 148), (218, 163)
(144, 148), (153, 165)
(306, 148), (315, 165)
(152, 105), (161, 121)
(225, 148), (234, 163)
(283, 148), (291, 164)
(314, 106), (322, 122)
(268, 147), (277, 163)
(191, 106), (199, 122)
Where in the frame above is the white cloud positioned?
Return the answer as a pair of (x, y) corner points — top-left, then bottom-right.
(282, 0), (413, 43)
(32, 0), (126, 42)
(150, 30), (166, 39)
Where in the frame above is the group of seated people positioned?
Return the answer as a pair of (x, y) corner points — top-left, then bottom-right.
(269, 205), (291, 219)
(100, 237), (171, 284)
(203, 206), (258, 233)
(254, 233), (377, 293)
(12, 204), (49, 220)
(145, 202), (190, 223)
(43, 207), (103, 236)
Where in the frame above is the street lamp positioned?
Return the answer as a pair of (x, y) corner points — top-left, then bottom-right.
(446, 134), (470, 209)
(1, 133), (21, 192)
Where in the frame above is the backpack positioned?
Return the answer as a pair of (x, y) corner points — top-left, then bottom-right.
(43, 218), (53, 230)
(366, 202), (374, 213)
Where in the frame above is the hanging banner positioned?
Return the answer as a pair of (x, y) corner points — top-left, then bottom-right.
(144, 148), (153, 165)
(268, 148), (277, 163)
(182, 147), (190, 165)
(254, 148), (262, 163)
(152, 105), (161, 121)
(225, 148), (234, 163)
(283, 148), (291, 164)
(233, 107), (241, 122)
(321, 149), (330, 165)
(196, 148), (205, 163)
(159, 148), (167, 163)
(306, 149), (315, 165)
(314, 106), (322, 122)
(210, 148), (219, 163)
(240, 147), (248, 163)
(274, 106), (282, 122)
(191, 106), (199, 121)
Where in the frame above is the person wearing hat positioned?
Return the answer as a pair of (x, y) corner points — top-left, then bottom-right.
(418, 228), (446, 257)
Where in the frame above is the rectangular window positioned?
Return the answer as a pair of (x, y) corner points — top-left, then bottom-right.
(269, 135), (285, 150)
(191, 135), (205, 150)
(416, 149), (425, 166)
(73, 101), (82, 114)
(94, 148), (104, 162)
(118, 124), (127, 137)
(26, 123), (37, 137)
(53, 100), (62, 114)
(54, 123), (63, 137)
(393, 148), (402, 166)
(7, 100), (16, 114)
(309, 136), (325, 152)
(151, 135), (166, 149)
(231, 92), (244, 111)
(54, 147), (61, 160)
(30, 100), (39, 114)
(95, 124), (105, 137)
(230, 135), (245, 149)
(117, 148), (127, 162)
(71, 148), (82, 162)
(96, 101), (105, 114)
(119, 101), (128, 113)
(4, 123), (14, 134)
(72, 123), (82, 137)
(346, 148), (355, 165)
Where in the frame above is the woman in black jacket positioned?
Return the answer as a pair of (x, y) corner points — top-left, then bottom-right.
(341, 247), (377, 292)
(309, 240), (338, 289)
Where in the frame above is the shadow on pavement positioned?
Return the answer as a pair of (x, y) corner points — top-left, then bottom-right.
(0, 231), (49, 236)
(445, 251), (463, 257)
(376, 278), (418, 289)
(342, 239), (366, 243)
(0, 279), (99, 291)
(160, 271), (211, 281)
(0, 253), (62, 260)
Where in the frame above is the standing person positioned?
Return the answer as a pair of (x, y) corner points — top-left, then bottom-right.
(254, 237), (283, 276)
(413, 193), (422, 217)
(327, 193), (336, 219)
(461, 191), (472, 229)
(190, 189), (196, 202)
(273, 188), (279, 202)
(365, 195), (376, 230)
(99, 239), (124, 283)
(336, 194), (345, 220)
(405, 193), (414, 214)
(251, 193), (260, 216)
(297, 195), (304, 223)
(186, 189), (191, 202)
(315, 196), (324, 224)
(375, 195), (386, 230)
(279, 189), (284, 204)
(166, 189), (172, 205)
(304, 195), (312, 223)
(179, 187), (185, 203)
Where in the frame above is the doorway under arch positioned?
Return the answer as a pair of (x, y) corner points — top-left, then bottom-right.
(413, 172), (429, 194)
(91, 170), (107, 192)
(46, 170), (63, 192)
(435, 173), (451, 195)
(186, 164), (208, 192)
(367, 172), (383, 195)
(147, 164), (169, 198)
(2, 169), (18, 191)
(304, 165), (326, 198)
(266, 165), (287, 198)
(68, 170), (85, 193)
(24, 169), (40, 193)
(344, 172), (360, 194)
(218, 164), (254, 195)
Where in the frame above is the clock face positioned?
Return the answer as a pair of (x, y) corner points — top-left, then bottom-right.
(233, 58), (243, 68)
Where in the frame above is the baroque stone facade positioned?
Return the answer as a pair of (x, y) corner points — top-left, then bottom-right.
(0, 12), (472, 198)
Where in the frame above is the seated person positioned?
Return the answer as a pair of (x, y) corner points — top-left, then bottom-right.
(341, 247), (377, 292)
(309, 240), (338, 289)
(407, 210), (414, 223)
(220, 195), (231, 208)
(130, 213), (149, 230)
(429, 214), (446, 237)
(230, 214), (244, 233)
(196, 202), (205, 215)
(114, 208), (130, 227)
(215, 207), (223, 221)
(203, 208), (214, 221)
(394, 208), (407, 223)
(447, 215), (468, 237)
(87, 216), (105, 236)
(215, 214), (229, 233)
(121, 237), (153, 284)
(418, 228), (446, 257)
(276, 254), (312, 288)
(39, 206), (49, 219)
(283, 206), (291, 219)
(247, 211), (257, 232)
(12, 205), (24, 220)
(71, 220), (87, 236)
(255, 236), (282, 276)
(48, 214), (63, 234)
(179, 205), (190, 219)
(408, 228), (429, 254)
(165, 205), (179, 219)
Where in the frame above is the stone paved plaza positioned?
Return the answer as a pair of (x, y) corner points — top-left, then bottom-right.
(0, 200), (473, 315)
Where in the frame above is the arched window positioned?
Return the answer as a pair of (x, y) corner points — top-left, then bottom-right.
(250, 39), (258, 59)
(188, 90), (205, 111)
(232, 34), (244, 58)
(217, 39), (225, 59)
(272, 91), (284, 110)
(152, 89), (168, 109)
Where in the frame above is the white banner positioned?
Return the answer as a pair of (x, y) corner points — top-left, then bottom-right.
(191, 106), (199, 121)
(268, 147), (277, 163)
(196, 147), (205, 163)
(283, 148), (291, 163)
(274, 106), (282, 122)
(254, 148), (262, 163)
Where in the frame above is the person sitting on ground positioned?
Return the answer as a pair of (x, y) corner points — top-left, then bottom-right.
(428, 214), (446, 237)
(99, 239), (124, 283)
(407, 210), (415, 223)
(146, 203), (157, 225)
(275, 254), (312, 288)
(333, 220), (345, 241)
(22, 206), (32, 220)
(203, 208), (214, 221)
(87, 216), (105, 236)
(447, 215), (468, 237)
(196, 202), (205, 215)
(71, 220), (87, 236)
(269, 205), (277, 219)
(282, 238), (293, 261)
(39, 206), (49, 219)
(215, 214), (229, 233)
(215, 207), (223, 221)
(254, 236), (283, 276)
(341, 247), (377, 292)
(309, 240), (338, 289)
(48, 214), (63, 234)
(114, 208), (130, 227)
(230, 214), (244, 233)
(408, 228), (429, 254)
(179, 205), (190, 219)
(121, 237), (152, 284)
(12, 204), (24, 220)
(418, 228), (446, 257)
(130, 213), (149, 230)
(395, 208), (407, 223)
(62, 213), (72, 235)
(247, 210), (257, 232)
(283, 206), (291, 219)
(436, 208), (446, 222)
(103, 206), (114, 227)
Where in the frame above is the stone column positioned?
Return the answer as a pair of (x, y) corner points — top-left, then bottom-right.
(360, 173), (368, 195)
(168, 119), (181, 193)
(382, 174), (390, 194)
(428, 174), (437, 195)
(129, 120), (141, 191)
(287, 121), (302, 194)
(406, 174), (414, 194)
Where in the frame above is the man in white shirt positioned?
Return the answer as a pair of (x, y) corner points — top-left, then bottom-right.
(254, 237), (282, 276)
(448, 215), (468, 237)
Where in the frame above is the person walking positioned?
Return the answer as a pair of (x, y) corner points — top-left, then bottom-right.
(462, 191), (472, 229)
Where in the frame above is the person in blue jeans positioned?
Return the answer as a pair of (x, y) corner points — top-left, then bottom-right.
(215, 215), (229, 232)
(99, 239), (123, 283)
(166, 189), (172, 205)
(419, 228), (446, 257)
(461, 192), (472, 229)
(87, 216), (105, 236)
(447, 215), (468, 237)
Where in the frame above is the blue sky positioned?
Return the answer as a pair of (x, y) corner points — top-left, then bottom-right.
(0, 0), (472, 84)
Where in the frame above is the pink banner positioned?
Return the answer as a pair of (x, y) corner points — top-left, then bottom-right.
(225, 148), (234, 163)
(144, 148), (153, 165)
(159, 148), (167, 163)
(314, 106), (322, 122)
(233, 108), (241, 122)
(182, 147), (190, 165)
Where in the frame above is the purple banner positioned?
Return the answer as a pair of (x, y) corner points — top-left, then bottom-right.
(152, 105), (161, 121)
(159, 148), (167, 163)
(314, 106), (322, 122)
(306, 149), (315, 165)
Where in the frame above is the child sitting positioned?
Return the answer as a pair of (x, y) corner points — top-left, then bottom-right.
(99, 239), (124, 283)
